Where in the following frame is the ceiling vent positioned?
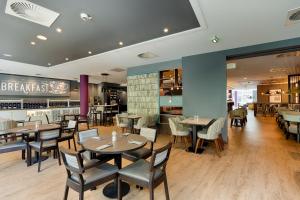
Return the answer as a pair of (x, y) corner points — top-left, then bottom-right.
(110, 68), (126, 72)
(5, 0), (60, 27)
(286, 7), (300, 26)
(138, 52), (158, 59)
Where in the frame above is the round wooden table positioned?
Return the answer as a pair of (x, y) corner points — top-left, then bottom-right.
(82, 133), (147, 198)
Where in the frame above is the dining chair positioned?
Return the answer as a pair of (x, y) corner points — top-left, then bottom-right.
(60, 147), (118, 200)
(118, 142), (172, 200)
(59, 120), (77, 151)
(116, 114), (129, 133)
(283, 113), (300, 142)
(134, 116), (147, 134)
(194, 118), (225, 157)
(168, 117), (190, 149)
(122, 127), (157, 162)
(229, 108), (246, 127)
(77, 114), (90, 131)
(28, 127), (61, 172)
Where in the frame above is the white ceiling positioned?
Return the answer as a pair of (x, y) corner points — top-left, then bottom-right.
(227, 52), (300, 89)
(1, 0), (300, 84)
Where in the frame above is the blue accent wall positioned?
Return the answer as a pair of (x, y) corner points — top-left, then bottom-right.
(160, 96), (183, 106)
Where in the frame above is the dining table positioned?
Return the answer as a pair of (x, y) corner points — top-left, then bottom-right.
(82, 133), (147, 198)
(180, 117), (214, 153)
(118, 114), (142, 133)
(5, 123), (61, 165)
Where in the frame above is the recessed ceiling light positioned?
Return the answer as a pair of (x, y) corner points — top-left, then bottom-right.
(36, 34), (47, 40)
(163, 28), (169, 33)
(65, 57), (69, 61)
(80, 13), (92, 21)
(211, 36), (219, 43)
(56, 27), (62, 33)
(30, 41), (36, 45)
(243, 77), (247, 80)
(138, 52), (158, 59)
(119, 41), (123, 46)
(88, 51), (92, 54)
(48, 63), (51, 66)
(3, 53), (12, 57)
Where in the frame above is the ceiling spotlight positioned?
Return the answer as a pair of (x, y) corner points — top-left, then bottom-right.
(163, 28), (169, 33)
(30, 41), (36, 45)
(3, 53), (12, 57)
(243, 77), (247, 80)
(80, 13), (92, 21)
(48, 63), (51, 66)
(211, 36), (219, 43)
(36, 35), (47, 41)
(119, 41), (123, 46)
(88, 51), (92, 54)
(56, 27), (62, 33)
(65, 57), (69, 61)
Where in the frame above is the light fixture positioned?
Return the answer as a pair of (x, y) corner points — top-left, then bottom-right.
(137, 52), (158, 59)
(30, 41), (36, 45)
(2, 53), (12, 57)
(88, 51), (92, 54)
(163, 27), (169, 33)
(80, 12), (92, 21)
(65, 57), (69, 61)
(36, 34), (47, 40)
(119, 41), (123, 46)
(56, 27), (62, 33)
(211, 35), (219, 43)
(227, 63), (236, 69)
(243, 77), (247, 80)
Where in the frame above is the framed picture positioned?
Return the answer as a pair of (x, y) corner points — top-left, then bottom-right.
(269, 89), (282, 103)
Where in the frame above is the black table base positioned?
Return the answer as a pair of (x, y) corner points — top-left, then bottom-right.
(103, 181), (130, 198)
(187, 146), (204, 154)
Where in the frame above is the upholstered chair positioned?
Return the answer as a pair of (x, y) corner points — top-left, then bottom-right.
(283, 113), (300, 142)
(122, 127), (157, 162)
(229, 108), (246, 127)
(60, 147), (118, 200)
(58, 120), (78, 151)
(116, 114), (129, 133)
(168, 117), (190, 149)
(118, 142), (172, 200)
(134, 116), (147, 134)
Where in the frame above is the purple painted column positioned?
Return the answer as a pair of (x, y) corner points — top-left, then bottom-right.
(80, 75), (89, 117)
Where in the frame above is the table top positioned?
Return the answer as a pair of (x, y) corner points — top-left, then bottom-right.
(180, 117), (213, 126)
(118, 114), (142, 119)
(82, 134), (147, 154)
(5, 123), (61, 134)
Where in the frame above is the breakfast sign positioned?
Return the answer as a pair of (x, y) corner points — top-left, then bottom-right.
(0, 74), (70, 96)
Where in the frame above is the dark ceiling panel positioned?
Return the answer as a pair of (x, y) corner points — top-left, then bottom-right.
(0, 0), (200, 66)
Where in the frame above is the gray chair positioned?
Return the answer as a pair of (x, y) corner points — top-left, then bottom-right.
(28, 127), (61, 172)
(122, 127), (157, 162)
(60, 147), (118, 200)
(118, 142), (172, 200)
(59, 120), (77, 151)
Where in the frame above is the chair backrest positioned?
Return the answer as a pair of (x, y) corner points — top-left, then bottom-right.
(206, 119), (224, 139)
(60, 147), (84, 183)
(135, 117), (147, 129)
(67, 120), (77, 129)
(64, 115), (76, 121)
(38, 128), (61, 148)
(140, 127), (157, 143)
(168, 117), (177, 135)
(77, 128), (98, 144)
(150, 142), (172, 172)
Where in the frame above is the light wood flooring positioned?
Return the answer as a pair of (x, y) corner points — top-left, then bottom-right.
(1, 112), (300, 200)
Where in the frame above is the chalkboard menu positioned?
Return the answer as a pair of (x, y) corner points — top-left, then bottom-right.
(0, 74), (70, 96)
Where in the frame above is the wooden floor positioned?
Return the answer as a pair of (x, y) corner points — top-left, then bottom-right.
(1, 112), (300, 200)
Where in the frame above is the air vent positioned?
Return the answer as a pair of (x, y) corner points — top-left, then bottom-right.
(110, 68), (126, 72)
(286, 7), (300, 25)
(5, 0), (60, 27)
(138, 52), (158, 59)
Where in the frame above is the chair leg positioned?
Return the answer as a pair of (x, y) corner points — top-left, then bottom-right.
(195, 138), (200, 154)
(164, 176), (170, 200)
(38, 152), (42, 172)
(64, 185), (69, 200)
(118, 177), (122, 200)
(27, 146), (31, 167)
(214, 139), (221, 157)
(22, 149), (25, 160)
(68, 140), (71, 149)
(73, 137), (77, 151)
(57, 147), (61, 165)
(79, 190), (84, 200)
(183, 136), (189, 150)
(230, 119), (233, 127)
(149, 185), (154, 200)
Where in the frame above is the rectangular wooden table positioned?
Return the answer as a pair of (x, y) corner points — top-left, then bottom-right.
(180, 117), (214, 153)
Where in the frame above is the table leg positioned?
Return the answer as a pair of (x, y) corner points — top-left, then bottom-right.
(103, 154), (130, 198)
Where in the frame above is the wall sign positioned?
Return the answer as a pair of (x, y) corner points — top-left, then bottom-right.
(0, 74), (70, 96)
